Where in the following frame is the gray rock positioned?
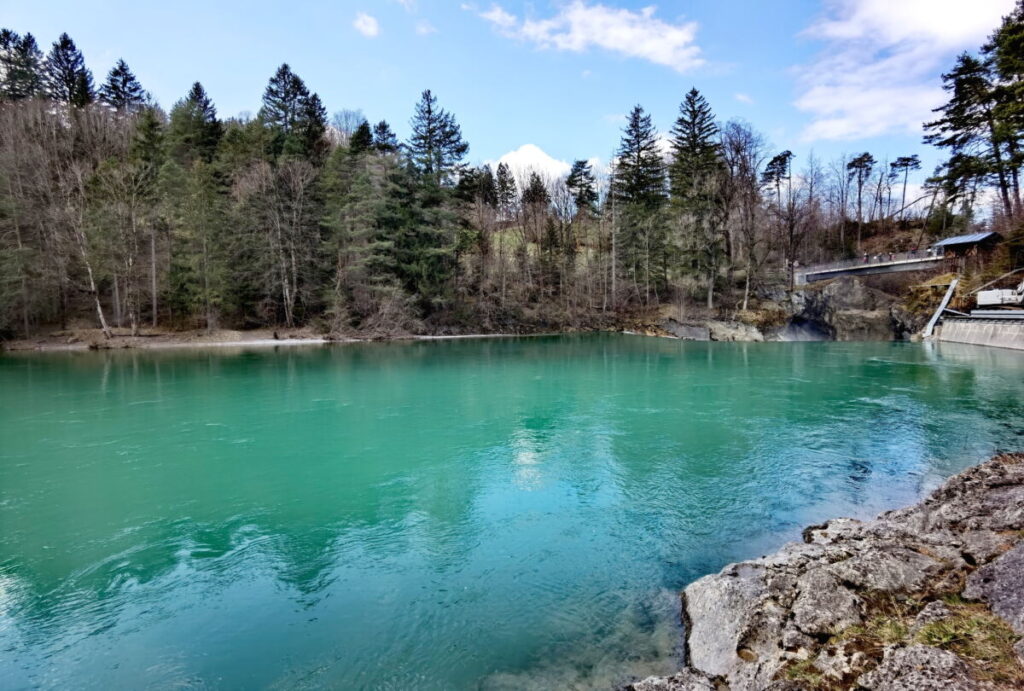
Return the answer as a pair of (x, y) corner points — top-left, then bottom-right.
(813, 642), (868, 681)
(826, 546), (942, 592)
(963, 542), (1024, 634)
(707, 320), (764, 342)
(910, 600), (952, 635)
(626, 670), (714, 691)
(958, 529), (1010, 564)
(661, 319), (710, 341)
(1015, 639), (1024, 667)
(792, 568), (863, 635)
(857, 645), (979, 690)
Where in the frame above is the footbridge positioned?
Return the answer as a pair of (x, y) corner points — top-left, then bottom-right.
(795, 251), (943, 285)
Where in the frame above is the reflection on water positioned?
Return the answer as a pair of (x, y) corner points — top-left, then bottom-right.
(1, 336), (1023, 689)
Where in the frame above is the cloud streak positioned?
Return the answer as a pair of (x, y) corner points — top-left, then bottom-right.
(795, 0), (1015, 142)
(476, 2), (703, 73)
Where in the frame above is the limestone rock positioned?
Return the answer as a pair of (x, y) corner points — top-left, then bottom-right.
(813, 642), (869, 681)
(963, 542), (1024, 634)
(791, 568), (863, 635)
(857, 645), (979, 690)
(660, 319), (710, 341)
(707, 320), (764, 342)
(626, 670), (714, 691)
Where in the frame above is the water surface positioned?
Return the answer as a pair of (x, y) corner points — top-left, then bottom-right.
(2, 336), (1023, 689)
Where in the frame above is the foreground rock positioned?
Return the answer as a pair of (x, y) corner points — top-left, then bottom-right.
(629, 454), (1024, 690)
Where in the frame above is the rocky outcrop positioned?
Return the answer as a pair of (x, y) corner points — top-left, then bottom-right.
(629, 454), (1024, 690)
(790, 277), (901, 341)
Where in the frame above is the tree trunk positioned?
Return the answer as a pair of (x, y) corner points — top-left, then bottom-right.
(150, 229), (158, 327)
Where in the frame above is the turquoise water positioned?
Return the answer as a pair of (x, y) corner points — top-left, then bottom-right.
(1, 336), (1023, 689)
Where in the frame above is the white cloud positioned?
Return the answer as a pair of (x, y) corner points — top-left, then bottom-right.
(488, 144), (572, 190)
(734, 92), (753, 105)
(795, 0), (1015, 142)
(354, 12), (380, 38)
(477, 1), (703, 73)
(416, 20), (437, 35)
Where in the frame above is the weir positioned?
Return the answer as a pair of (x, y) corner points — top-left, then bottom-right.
(938, 318), (1024, 351)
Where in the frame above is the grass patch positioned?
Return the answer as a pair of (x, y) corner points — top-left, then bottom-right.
(783, 658), (824, 687)
(915, 604), (1024, 685)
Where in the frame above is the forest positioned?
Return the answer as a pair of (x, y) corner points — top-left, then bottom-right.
(1, 3), (1023, 339)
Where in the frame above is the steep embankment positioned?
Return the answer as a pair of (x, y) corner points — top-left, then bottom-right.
(631, 454), (1024, 690)
(651, 276), (926, 343)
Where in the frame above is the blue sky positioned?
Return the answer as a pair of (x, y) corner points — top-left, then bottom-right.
(3, 0), (1017, 188)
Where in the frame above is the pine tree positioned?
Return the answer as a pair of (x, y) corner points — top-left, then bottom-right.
(925, 54), (1015, 218)
(372, 120), (398, 153)
(406, 89), (468, 185)
(43, 33), (93, 106)
(167, 82), (222, 165)
(847, 152), (875, 251)
(0, 30), (44, 100)
(99, 59), (148, 113)
(983, 2), (1024, 214)
(890, 155), (922, 221)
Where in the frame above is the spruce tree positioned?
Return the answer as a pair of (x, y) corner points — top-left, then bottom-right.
(669, 89), (725, 308)
(258, 64), (326, 160)
(99, 59), (148, 113)
(612, 105), (665, 208)
(43, 33), (93, 106)
(372, 120), (398, 153)
(566, 160), (598, 216)
(406, 89), (468, 185)
(495, 162), (517, 218)
(349, 120), (373, 155)
(0, 30), (44, 100)
(167, 82), (222, 164)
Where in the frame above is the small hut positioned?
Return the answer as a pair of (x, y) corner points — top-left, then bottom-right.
(931, 231), (1001, 272)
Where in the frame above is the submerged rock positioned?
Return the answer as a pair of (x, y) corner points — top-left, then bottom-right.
(632, 454), (1024, 690)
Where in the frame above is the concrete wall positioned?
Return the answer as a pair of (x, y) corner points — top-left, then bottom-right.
(799, 258), (943, 284)
(938, 319), (1024, 351)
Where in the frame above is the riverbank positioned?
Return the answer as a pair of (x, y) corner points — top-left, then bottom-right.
(630, 453), (1024, 690)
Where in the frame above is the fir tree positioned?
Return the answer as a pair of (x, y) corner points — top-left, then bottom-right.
(495, 162), (517, 218)
(406, 89), (468, 185)
(43, 33), (93, 106)
(99, 59), (148, 113)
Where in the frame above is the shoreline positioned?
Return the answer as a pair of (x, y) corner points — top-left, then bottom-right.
(631, 453), (1024, 690)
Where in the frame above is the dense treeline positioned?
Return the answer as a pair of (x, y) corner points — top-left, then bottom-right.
(1, 7), (1023, 338)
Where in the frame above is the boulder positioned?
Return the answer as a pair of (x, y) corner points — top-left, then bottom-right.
(660, 319), (710, 341)
(857, 645), (979, 690)
(707, 320), (764, 342)
(962, 542), (1024, 634)
(626, 670), (714, 691)
(910, 600), (952, 635)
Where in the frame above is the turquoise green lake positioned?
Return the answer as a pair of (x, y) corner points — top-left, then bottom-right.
(2, 335), (1023, 689)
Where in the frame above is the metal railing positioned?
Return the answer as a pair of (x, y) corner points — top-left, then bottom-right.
(796, 250), (943, 277)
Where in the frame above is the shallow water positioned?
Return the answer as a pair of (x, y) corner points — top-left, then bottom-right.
(2, 335), (1023, 689)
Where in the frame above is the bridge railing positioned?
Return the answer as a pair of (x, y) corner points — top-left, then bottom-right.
(797, 249), (942, 277)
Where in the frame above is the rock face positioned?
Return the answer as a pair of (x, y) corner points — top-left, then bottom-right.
(628, 454), (1024, 690)
(790, 277), (900, 341)
(661, 319), (711, 341)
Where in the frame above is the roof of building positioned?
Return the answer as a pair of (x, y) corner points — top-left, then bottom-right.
(932, 231), (1001, 248)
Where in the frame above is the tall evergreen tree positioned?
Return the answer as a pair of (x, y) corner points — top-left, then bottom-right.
(372, 120), (398, 153)
(566, 160), (598, 216)
(612, 105), (665, 208)
(890, 155), (922, 221)
(349, 120), (373, 155)
(258, 64), (326, 160)
(495, 162), (517, 218)
(406, 89), (468, 185)
(0, 30), (44, 100)
(43, 33), (93, 106)
(167, 82), (222, 165)
(847, 152), (875, 251)
(99, 59), (148, 113)
(669, 89), (725, 307)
